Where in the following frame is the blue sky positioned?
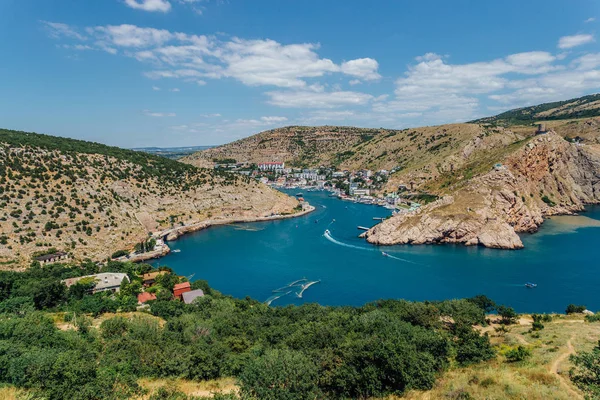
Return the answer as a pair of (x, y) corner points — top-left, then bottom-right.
(0, 0), (599, 147)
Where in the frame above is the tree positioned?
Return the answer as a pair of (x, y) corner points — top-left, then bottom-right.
(497, 305), (517, 325)
(467, 295), (496, 313)
(239, 349), (320, 400)
(566, 304), (587, 314)
(33, 280), (66, 309)
(570, 340), (600, 398)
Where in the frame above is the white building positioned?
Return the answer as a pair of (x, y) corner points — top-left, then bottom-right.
(62, 273), (130, 294)
(258, 162), (285, 172)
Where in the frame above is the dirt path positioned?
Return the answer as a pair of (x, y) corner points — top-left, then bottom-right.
(550, 336), (583, 400)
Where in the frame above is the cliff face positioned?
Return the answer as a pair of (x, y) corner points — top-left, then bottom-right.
(365, 132), (600, 249)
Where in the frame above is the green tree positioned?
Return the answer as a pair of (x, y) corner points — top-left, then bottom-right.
(239, 349), (320, 400)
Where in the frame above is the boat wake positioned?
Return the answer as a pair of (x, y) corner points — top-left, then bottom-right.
(323, 230), (369, 251)
(265, 291), (291, 306)
(383, 252), (421, 265)
(266, 278), (321, 305)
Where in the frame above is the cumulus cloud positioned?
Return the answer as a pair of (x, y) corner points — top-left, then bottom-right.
(43, 21), (381, 91)
(585, 17), (596, 23)
(340, 58), (381, 81)
(558, 34), (595, 49)
(124, 0), (172, 12)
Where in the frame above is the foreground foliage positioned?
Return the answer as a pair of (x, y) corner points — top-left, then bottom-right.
(0, 261), (496, 399)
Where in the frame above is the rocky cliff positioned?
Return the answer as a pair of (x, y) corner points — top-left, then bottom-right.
(364, 131), (600, 249)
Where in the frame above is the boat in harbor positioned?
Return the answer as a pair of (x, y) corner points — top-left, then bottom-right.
(525, 282), (537, 288)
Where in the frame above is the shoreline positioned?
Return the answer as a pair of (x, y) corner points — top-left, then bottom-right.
(130, 205), (316, 263)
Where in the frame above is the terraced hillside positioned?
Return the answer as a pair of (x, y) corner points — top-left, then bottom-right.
(0, 129), (299, 268)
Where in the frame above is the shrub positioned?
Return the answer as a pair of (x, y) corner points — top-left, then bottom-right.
(566, 304), (587, 314)
(111, 250), (128, 259)
(504, 345), (531, 362)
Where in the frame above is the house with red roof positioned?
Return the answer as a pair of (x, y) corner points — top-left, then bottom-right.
(137, 292), (157, 304)
(173, 282), (191, 299)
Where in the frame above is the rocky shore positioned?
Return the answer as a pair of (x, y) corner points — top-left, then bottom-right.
(364, 132), (600, 249)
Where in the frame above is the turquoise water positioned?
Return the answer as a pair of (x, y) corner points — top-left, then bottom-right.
(153, 190), (600, 313)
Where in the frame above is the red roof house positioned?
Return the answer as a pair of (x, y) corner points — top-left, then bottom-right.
(137, 292), (157, 304)
(173, 282), (191, 299)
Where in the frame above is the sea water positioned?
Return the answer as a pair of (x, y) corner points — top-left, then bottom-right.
(153, 190), (600, 313)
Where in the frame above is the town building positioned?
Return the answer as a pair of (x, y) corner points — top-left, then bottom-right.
(62, 273), (130, 294)
(141, 271), (167, 287)
(258, 162), (285, 172)
(35, 251), (70, 265)
(137, 292), (157, 304)
(182, 289), (205, 304)
(173, 282), (192, 299)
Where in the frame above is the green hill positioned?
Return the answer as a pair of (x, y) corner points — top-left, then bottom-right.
(473, 93), (600, 125)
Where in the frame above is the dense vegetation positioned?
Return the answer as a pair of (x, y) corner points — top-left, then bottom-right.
(0, 260), (497, 399)
(473, 93), (600, 125)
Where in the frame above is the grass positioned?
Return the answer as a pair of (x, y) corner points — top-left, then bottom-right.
(137, 377), (238, 399)
(397, 314), (600, 400)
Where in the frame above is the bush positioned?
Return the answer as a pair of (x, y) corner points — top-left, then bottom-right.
(566, 304), (587, 314)
(570, 340), (600, 398)
(504, 345), (531, 362)
(585, 313), (600, 322)
(111, 250), (128, 259)
(239, 349), (320, 400)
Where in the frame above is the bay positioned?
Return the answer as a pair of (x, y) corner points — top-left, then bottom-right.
(153, 190), (600, 313)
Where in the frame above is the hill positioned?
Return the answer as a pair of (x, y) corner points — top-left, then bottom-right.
(473, 93), (600, 125)
(182, 95), (600, 249)
(0, 129), (300, 268)
(182, 125), (402, 168)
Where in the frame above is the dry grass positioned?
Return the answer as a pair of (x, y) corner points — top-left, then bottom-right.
(394, 314), (600, 400)
(137, 377), (238, 399)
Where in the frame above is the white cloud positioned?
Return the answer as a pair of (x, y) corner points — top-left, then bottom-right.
(42, 21), (87, 41)
(143, 110), (176, 117)
(349, 79), (361, 85)
(91, 25), (174, 47)
(267, 90), (373, 108)
(152, 86), (161, 91)
(260, 116), (288, 123)
(558, 34), (595, 49)
(221, 39), (339, 88)
(124, 0), (172, 12)
(340, 58), (381, 80)
(170, 88), (181, 92)
(201, 113), (221, 117)
(585, 17), (596, 23)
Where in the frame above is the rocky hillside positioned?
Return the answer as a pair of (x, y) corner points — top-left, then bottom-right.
(0, 129), (299, 268)
(474, 93), (600, 125)
(182, 126), (401, 168)
(364, 130), (600, 248)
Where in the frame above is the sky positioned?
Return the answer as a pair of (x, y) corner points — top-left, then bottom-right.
(0, 0), (599, 147)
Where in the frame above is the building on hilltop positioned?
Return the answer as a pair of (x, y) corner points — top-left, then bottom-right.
(62, 273), (130, 294)
(535, 123), (548, 135)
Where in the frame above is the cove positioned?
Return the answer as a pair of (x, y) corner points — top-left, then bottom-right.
(152, 190), (600, 313)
